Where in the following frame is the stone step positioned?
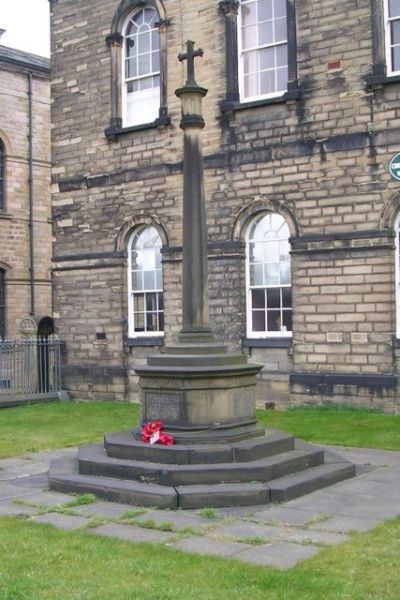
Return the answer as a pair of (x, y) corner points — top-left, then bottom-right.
(176, 482), (270, 509)
(146, 353), (247, 367)
(78, 444), (324, 486)
(104, 429), (295, 464)
(49, 458), (178, 509)
(268, 462), (357, 502)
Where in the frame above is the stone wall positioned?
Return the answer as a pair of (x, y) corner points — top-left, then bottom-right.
(0, 47), (52, 337)
(50, 0), (400, 410)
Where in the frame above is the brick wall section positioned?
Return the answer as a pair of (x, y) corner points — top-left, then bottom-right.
(50, 0), (400, 409)
(0, 49), (52, 336)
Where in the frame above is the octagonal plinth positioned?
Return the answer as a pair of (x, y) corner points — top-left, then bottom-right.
(134, 345), (264, 443)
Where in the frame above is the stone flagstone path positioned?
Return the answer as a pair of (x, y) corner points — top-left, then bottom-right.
(0, 445), (399, 569)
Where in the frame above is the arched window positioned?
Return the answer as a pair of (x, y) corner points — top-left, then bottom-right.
(246, 212), (292, 337)
(0, 269), (5, 338)
(238, 0), (288, 101)
(128, 225), (164, 337)
(123, 7), (160, 127)
(0, 139), (5, 212)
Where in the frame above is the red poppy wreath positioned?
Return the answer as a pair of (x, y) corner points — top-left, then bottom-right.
(140, 420), (174, 445)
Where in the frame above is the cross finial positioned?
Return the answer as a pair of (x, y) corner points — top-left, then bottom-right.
(178, 40), (203, 87)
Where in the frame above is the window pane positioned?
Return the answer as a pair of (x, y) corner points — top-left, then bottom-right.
(244, 73), (258, 96)
(392, 45), (400, 71)
(252, 289), (265, 309)
(126, 58), (137, 79)
(267, 288), (280, 309)
(258, 0), (273, 21)
(158, 292), (164, 310)
(259, 47), (274, 70)
(267, 310), (281, 331)
(156, 269), (162, 289)
(260, 70), (275, 95)
(152, 29), (160, 51)
(276, 44), (287, 67)
(134, 313), (145, 332)
(282, 310), (292, 332)
(152, 51), (160, 72)
(282, 287), (291, 308)
(143, 270), (156, 289)
(389, 0), (400, 18)
(243, 50), (258, 74)
(280, 262), (291, 284)
(252, 311), (265, 331)
(276, 66), (288, 91)
(242, 2), (257, 26)
(391, 20), (400, 45)
(242, 25), (258, 49)
(274, 0), (287, 19)
(138, 54), (151, 76)
(146, 293), (157, 311)
(274, 17), (287, 42)
(249, 241), (263, 262)
(132, 271), (142, 290)
(264, 240), (279, 262)
(264, 263), (279, 285)
(279, 240), (290, 260)
(138, 31), (150, 54)
(250, 263), (264, 285)
(134, 293), (144, 313)
(140, 76), (153, 90)
(159, 311), (164, 331)
(259, 20), (273, 45)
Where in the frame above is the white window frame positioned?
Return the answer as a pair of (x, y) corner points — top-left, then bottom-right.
(245, 212), (292, 338)
(127, 225), (164, 338)
(122, 6), (161, 127)
(385, 0), (400, 76)
(395, 213), (400, 337)
(238, 0), (288, 102)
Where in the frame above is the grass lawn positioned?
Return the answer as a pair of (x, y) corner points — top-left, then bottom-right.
(0, 515), (399, 600)
(0, 401), (399, 598)
(0, 400), (399, 459)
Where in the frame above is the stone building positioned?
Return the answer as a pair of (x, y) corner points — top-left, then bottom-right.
(0, 43), (52, 338)
(50, 0), (400, 411)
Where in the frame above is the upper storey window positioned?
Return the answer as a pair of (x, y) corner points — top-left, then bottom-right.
(238, 0), (288, 101)
(385, 0), (400, 75)
(123, 7), (160, 127)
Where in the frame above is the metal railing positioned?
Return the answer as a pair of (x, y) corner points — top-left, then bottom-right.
(0, 336), (62, 400)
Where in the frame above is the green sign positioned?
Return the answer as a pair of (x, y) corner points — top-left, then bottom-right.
(389, 153), (400, 181)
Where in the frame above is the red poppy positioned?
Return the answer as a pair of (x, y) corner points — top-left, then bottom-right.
(140, 420), (174, 445)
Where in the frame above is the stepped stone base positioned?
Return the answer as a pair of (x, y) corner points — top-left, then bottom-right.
(49, 428), (356, 509)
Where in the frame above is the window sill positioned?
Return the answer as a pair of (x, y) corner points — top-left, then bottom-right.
(366, 73), (400, 88)
(105, 115), (171, 140)
(244, 337), (292, 348)
(126, 336), (164, 347)
(0, 212), (12, 220)
(220, 89), (301, 114)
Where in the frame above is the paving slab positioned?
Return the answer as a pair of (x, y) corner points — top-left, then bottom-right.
(237, 542), (320, 569)
(73, 500), (139, 518)
(18, 491), (76, 506)
(248, 505), (326, 526)
(134, 509), (216, 531)
(3, 473), (49, 489)
(0, 482), (40, 500)
(88, 522), (176, 544)
(287, 491), (400, 520)
(0, 500), (38, 516)
(171, 536), (250, 558)
(210, 521), (283, 541)
(310, 514), (382, 533)
(33, 513), (89, 530)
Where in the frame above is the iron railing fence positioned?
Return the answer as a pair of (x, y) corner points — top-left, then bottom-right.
(0, 336), (62, 400)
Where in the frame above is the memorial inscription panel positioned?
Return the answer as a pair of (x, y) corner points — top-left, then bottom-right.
(145, 391), (183, 423)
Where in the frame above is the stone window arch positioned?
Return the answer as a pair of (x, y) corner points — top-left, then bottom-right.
(245, 211), (292, 338)
(105, 0), (170, 138)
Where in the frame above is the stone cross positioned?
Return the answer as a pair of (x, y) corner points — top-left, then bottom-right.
(178, 40), (203, 86)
